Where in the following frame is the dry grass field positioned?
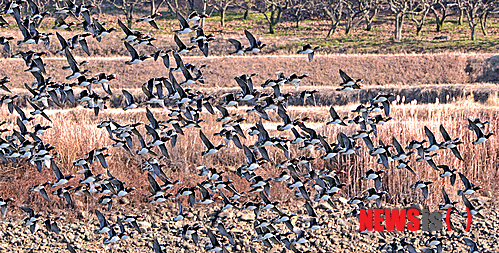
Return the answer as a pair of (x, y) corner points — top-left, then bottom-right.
(0, 95), (497, 218)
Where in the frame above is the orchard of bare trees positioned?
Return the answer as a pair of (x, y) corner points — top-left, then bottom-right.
(251, 0), (499, 40)
(12, 0), (499, 41)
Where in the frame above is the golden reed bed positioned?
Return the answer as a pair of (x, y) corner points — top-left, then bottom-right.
(0, 98), (497, 217)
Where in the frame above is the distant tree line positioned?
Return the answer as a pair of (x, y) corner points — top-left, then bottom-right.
(39, 0), (498, 40)
(241, 0), (499, 40)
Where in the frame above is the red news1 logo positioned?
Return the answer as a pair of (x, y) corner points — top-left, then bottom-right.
(358, 207), (472, 232)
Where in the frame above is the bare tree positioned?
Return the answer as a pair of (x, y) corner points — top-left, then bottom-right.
(458, 3), (464, 24)
(362, 0), (382, 31)
(458, 0), (496, 40)
(208, 0), (235, 26)
(429, 0), (457, 32)
(407, 0), (431, 36)
(33, 0), (52, 14)
(109, 0), (146, 27)
(321, 0), (344, 37)
(389, 0), (412, 41)
(164, 1), (177, 16)
(238, 0), (255, 19)
(110, 0), (167, 27)
(149, 0), (167, 14)
(343, 0), (370, 34)
(254, 0), (289, 34)
(478, 2), (499, 36)
(289, 0), (311, 28)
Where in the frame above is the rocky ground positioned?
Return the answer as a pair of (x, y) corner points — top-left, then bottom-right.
(0, 195), (498, 253)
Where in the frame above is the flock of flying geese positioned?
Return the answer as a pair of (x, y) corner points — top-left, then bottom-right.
(0, 1), (495, 252)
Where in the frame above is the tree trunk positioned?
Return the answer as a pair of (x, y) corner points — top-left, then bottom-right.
(394, 12), (403, 41)
(458, 9), (464, 25)
(431, 6), (448, 32)
(327, 20), (338, 37)
(127, 4), (134, 28)
(220, 7), (226, 27)
(345, 16), (352, 34)
(416, 24), (422, 36)
(295, 13), (301, 28)
(266, 9), (277, 34)
(243, 8), (249, 19)
(127, 17), (133, 28)
(365, 17), (373, 31)
(412, 10), (429, 37)
(269, 23), (275, 34)
(432, 10), (443, 32)
(479, 12), (488, 36)
(467, 10), (477, 40)
(364, 8), (378, 32)
(436, 20), (442, 32)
